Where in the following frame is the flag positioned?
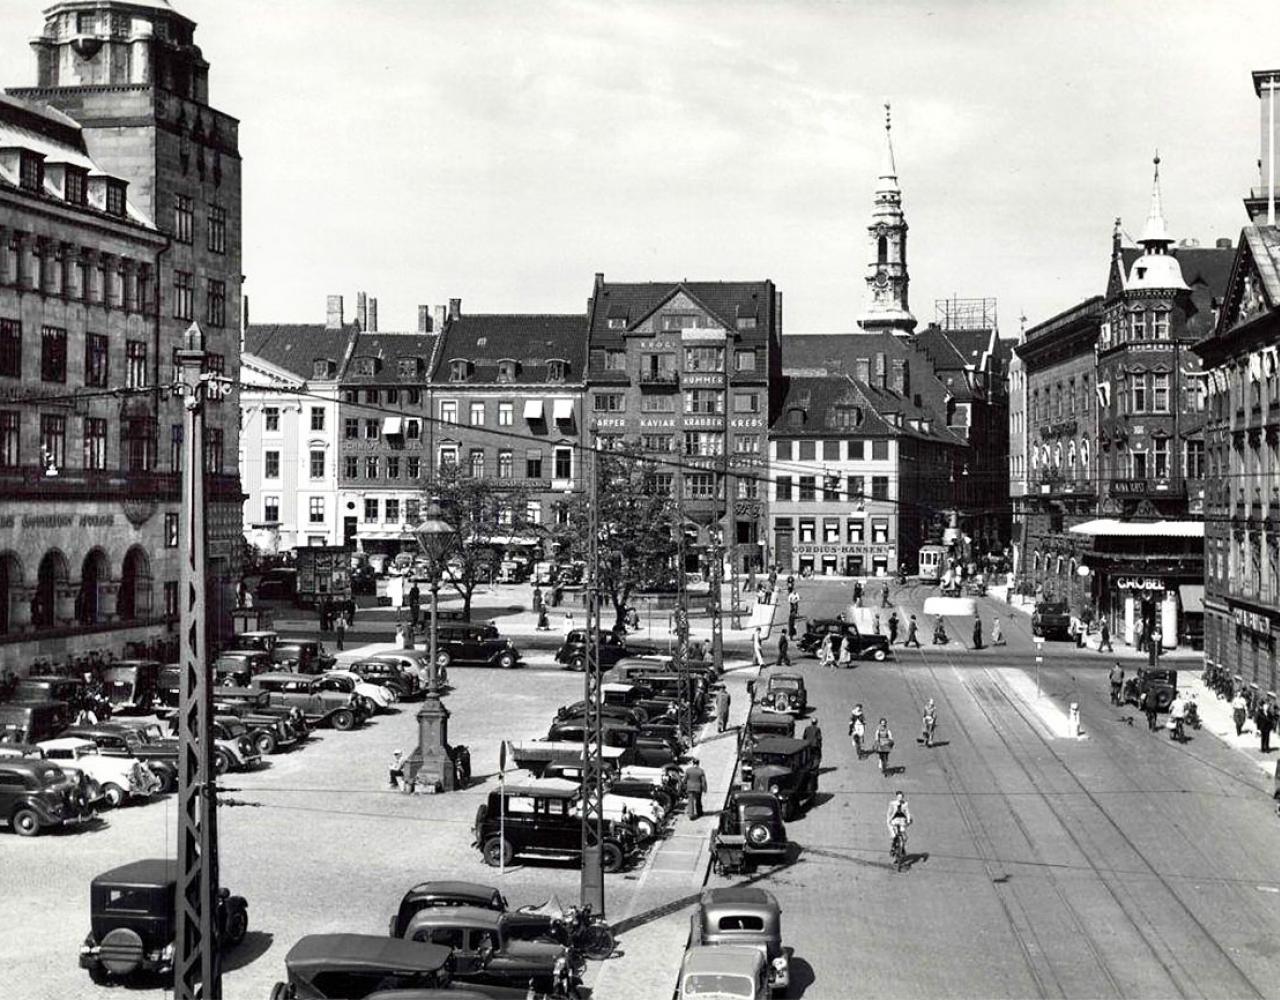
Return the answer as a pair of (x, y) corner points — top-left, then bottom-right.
(1249, 352), (1264, 382)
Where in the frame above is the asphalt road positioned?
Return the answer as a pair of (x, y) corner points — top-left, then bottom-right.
(713, 578), (1280, 999)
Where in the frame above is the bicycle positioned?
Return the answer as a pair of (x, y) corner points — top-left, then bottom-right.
(891, 828), (907, 871)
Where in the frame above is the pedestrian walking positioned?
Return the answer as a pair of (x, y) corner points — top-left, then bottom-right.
(684, 759), (706, 819)
(904, 614), (921, 648)
(388, 749), (406, 790)
(345, 598), (356, 627)
(888, 612), (900, 645)
(1134, 619), (1146, 654)
(1168, 694), (1186, 742)
(777, 631), (792, 666)
(408, 585), (421, 628)
(1099, 619), (1112, 652)
(1232, 691), (1249, 736)
(820, 632), (836, 668)
(992, 617), (1006, 646)
(873, 718), (894, 775)
(932, 617), (948, 645)
(972, 615), (984, 650)
(1257, 700), (1275, 753)
(1141, 689), (1158, 731)
(536, 606), (550, 630)
(532, 585), (543, 614)
(837, 635), (852, 668)
(1149, 626), (1162, 666)
(881, 586), (891, 609)
(921, 698), (937, 747)
(873, 613), (882, 636)
(715, 687), (731, 733)
(1108, 662), (1124, 706)
(849, 703), (866, 756)
(334, 613), (346, 651)
(752, 627), (764, 668)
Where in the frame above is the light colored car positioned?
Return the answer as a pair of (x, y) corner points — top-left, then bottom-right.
(679, 944), (770, 999)
(320, 670), (397, 711)
(690, 887), (789, 995)
(37, 737), (160, 809)
(509, 773), (665, 841)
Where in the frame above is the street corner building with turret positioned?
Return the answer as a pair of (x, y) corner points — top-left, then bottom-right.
(0, 0), (244, 674)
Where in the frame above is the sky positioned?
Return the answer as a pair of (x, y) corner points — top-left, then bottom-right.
(2, 0), (1279, 337)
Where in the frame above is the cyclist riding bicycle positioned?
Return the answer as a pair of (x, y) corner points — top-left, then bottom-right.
(887, 790), (912, 854)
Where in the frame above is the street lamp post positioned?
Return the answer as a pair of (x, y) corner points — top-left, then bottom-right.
(408, 504), (456, 792)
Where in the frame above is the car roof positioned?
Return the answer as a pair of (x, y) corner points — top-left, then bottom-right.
(730, 790), (778, 805)
(220, 649), (269, 658)
(405, 906), (503, 931)
(702, 887), (777, 908)
(0, 757), (62, 777)
(236, 631), (277, 638)
(749, 736), (807, 754)
(93, 858), (176, 888)
(770, 673), (803, 682)
(20, 675), (78, 685)
(403, 880), (500, 902)
(285, 934), (452, 973)
(254, 672), (313, 683)
(681, 944), (765, 975)
(37, 737), (94, 751)
(501, 784), (579, 800)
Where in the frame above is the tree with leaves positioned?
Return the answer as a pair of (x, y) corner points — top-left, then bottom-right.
(421, 463), (533, 621)
(548, 444), (678, 631)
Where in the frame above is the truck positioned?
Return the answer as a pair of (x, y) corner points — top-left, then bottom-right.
(293, 545), (351, 608)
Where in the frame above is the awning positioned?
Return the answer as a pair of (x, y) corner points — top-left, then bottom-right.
(523, 399), (544, 421)
(681, 327), (728, 343)
(382, 417), (403, 435)
(553, 398), (574, 422)
(1178, 584), (1205, 614)
(357, 528), (416, 541)
(1069, 518), (1204, 538)
(487, 535), (540, 546)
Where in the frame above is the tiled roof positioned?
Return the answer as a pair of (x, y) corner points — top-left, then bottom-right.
(588, 280), (773, 339)
(343, 332), (438, 384)
(770, 373), (965, 446)
(244, 324), (359, 381)
(429, 314), (587, 385)
(1116, 244), (1234, 340)
(1242, 225), (1280, 304)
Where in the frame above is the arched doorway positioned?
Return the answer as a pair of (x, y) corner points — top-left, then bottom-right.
(119, 546), (152, 621)
(79, 549), (110, 625)
(0, 552), (22, 635)
(35, 550), (69, 629)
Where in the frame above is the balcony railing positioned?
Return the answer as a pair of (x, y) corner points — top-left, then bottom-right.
(638, 370), (680, 389)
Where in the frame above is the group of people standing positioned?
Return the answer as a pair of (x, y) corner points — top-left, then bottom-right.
(848, 698), (939, 775)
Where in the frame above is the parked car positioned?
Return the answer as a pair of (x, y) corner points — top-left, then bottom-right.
(473, 784), (637, 871)
(98, 661), (162, 715)
(389, 881), (507, 938)
(0, 757), (94, 836)
(12, 676), (91, 714)
(318, 670), (397, 712)
(273, 639), (336, 675)
(689, 887), (789, 997)
(400, 906), (579, 995)
(678, 945), (770, 1000)
(798, 619), (889, 661)
(251, 673), (369, 730)
(1125, 666), (1179, 712)
(208, 703), (297, 755)
(763, 673), (807, 715)
(232, 630), (279, 653)
(214, 649), (277, 687)
(208, 717), (264, 773)
(79, 859), (247, 984)
(506, 772), (664, 842)
(435, 624), (521, 669)
(37, 737), (160, 808)
(554, 629), (656, 671)
(1031, 601), (1072, 640)
(744, 707), (796, 741)
(270, 934), (454, 999)
(348, 659), (420, 700)
(739, 736), (819, 821)
(713, 790), (789, 868)
(0, 700), (72, 745)
(255, 567), (297, 601)
(209, 688), (309, 749)
(59, 723), (179, 793)
(546, 719), (678, 769)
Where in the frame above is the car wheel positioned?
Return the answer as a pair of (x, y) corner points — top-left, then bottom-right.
(269, 983), (289, 1000)
(570, 655), (585, 671)
(435, 651), (452, 669)
(225, 907), (248, 947)
(483, 836), (512, 868)
(872, 649), (887, 662)
(652, 790), (673, 814)
(254, 730), (278, 755)
(633, 815), (656, 841)
(781, 799), (795, 822)
(87, 963), (110, 985)
(213, 750), (232, 775)
(331, 709), (356, 731)
(601, 841), (625, 873)
(582, 923), (616, 960)
(746, 822), (772, 846)
(497, 650), (517, 670)
(102, 783), (126, 809)
(11, 806), (41, 837)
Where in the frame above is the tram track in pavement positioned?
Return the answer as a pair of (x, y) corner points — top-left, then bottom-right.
(906, 642), (1267, 999)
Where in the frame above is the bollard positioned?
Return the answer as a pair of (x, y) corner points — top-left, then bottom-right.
(1068, 702), (1081, 739)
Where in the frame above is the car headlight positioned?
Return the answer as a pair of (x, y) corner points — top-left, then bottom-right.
(773, 956), (788, 971)
(768, 783), (781, 796)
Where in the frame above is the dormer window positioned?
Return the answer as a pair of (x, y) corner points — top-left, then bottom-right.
(64, 168), (87, 206)
(397, 357), (421, 378)
(105, 180), (127, 218)
(736, 305), (758, 330)
(497, 360), (518, 383)
(19, 152), (43, 193)
(787, 408), (805, 427)
(448, 359), (472, 382)
(353, 358), (377, 377)
(312, 358), (335, 379)
(607, 318), (627, 330)
(832, 405), (863, 428)
(547, 359), (567, 382)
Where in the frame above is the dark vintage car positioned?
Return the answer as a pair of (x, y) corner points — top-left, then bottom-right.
(99, 661), (162, 715)
(0, 700), (72, 745)
(435, 624), (521, 670)
(389, 881), (507, 937)
(214, 650), (276, 687)
(232, 630), (279, 653)
(349, 659), (420, 700)
(210, 688), (309, 748)
(744, 707), (796, 741)
(545, 719), (678, 768)
(554, 700), (646, 729)
(155, 666), (181, 716)
(740, 736), (819, 820)
(1124, 666), (1179, 712)
(713, 790), (789, 869)
(0, 757), (94, 836)
(12, 676), (91, 713)
(554, 629), (656, 671)
(274, 639), (337, 675)
(473, 785), (637, 872)
(401, 906), (577, 995)
(80, 859), (247, 984)
(60, 723), (179, 793)
(251, 673), (369, 730)
(1031, 601), (1072, 640)
(255, 567), (297, 601)
(270, 934), (454, 999)
(763, 672), (808, 716)
(689, 887), (789, 997)
(798, 619), (890, 661)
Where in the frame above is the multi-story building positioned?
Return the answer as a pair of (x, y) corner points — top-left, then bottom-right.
(0, 92), (172, 670)
(1008, 322), (1028, 573)
(427, 303), (586, 560)
(12, 0), (245, 641)
(241, 295), (360, 551)
(768, 373), (963, 576)
(585, 275), (780, 572)
(1015, 297), (1103, 610)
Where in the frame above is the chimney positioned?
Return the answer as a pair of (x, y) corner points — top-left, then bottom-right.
(418, 305), (431, 333)
(891, 359), (907, 395)
(325, 294), (344, 329)
(594, 271), (604, 289)
(854, 358), (871, 383)
(434, 305), (447, 332)
(356, 291), (368, 332)
(368, 297), (378, 332)
(875, 351), (888, 388)
(1216, 237), (1233, 249)
(448, 298), (462, 321)
(241, 293), (249, 332)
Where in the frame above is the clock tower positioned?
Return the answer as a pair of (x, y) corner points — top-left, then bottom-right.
(858, 104), (917, 336)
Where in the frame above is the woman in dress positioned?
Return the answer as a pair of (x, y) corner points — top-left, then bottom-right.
(873, 718), (894, 775)
(837, 635), (852, 669)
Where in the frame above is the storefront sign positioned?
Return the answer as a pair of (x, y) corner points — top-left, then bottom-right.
(682, 374), (723, 388)
(80, 514), (114, 527)
(594, 418), (626, 428)
(22, 514), (74, 528)
(795, 543), (895, 556)
(730, 418), (763, 428)
(1116, 576), (1165, 590)
(0, 515), (13, 529)
(1232, 608), (1273, 635)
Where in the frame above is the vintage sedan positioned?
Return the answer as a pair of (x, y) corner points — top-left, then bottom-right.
(798, 619), (889, 662)
(59, 723), (178, 793)
(712, 791), (789, 872)
(689, 887), (789, 996)
(740, 736), (819, 821)
(389, 881), (507, 938)
(250, 673), (369, 730)
(506, 772), (664, 841)
(0, 757), (94, 836)
(348, 659), (420, 700)
(763, 673), (807, 716)
(678, 945), (770, 1000)
(37, 737), (160, 809)
(473, 785), (637, 872)
(318, 670), (397, 712)
(98, 661), (162, 715)
(80, 859), (247, 984)
(273, 639), (337, 675)
(270, 934), (454, 999)
(744, 707), (796, 741)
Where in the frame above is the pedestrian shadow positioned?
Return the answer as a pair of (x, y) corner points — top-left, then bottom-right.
(900, 850), (928, 872)
(917, 739), (951, 749)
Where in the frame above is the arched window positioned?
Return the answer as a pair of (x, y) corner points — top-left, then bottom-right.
(35, 550), (69, 629)
(119, 546), (152, 620)
(877, 236), (888, 264)
(0, 552), (23, 635)
(79, 549), (110, 625)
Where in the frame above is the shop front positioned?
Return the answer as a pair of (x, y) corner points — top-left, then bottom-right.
(792, 542), (896, 578)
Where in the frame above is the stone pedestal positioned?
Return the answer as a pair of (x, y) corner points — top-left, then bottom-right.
(406, 694), (455, 792)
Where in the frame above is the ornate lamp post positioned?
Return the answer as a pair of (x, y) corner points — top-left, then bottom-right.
(406, 503), (456, 792)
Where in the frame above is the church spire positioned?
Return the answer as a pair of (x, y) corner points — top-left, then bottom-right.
(1139, 151), (1173, 250)
(858, 102), (916, 336)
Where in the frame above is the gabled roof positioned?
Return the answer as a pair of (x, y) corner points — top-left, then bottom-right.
(429, 314), (586, 385)
(342, 332), (437, 385)
(243, 324), (359, 381)
(1200, 225), (1280, 346)
(770, 372), (965, 446)
(588, 280), (774, 339)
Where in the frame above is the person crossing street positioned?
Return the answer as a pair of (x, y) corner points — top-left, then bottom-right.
(903, 614), (921, 648)
(1109, 662), (1124, 706)
(777, 631), (792, 666)
(888, 611), (900, 645)
(971, 615), (984, 650)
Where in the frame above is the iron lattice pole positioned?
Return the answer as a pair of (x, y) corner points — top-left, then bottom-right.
(675, 471), (691, 744)
(174, 325), (220, 1000)
(580, 425), (605, 913)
